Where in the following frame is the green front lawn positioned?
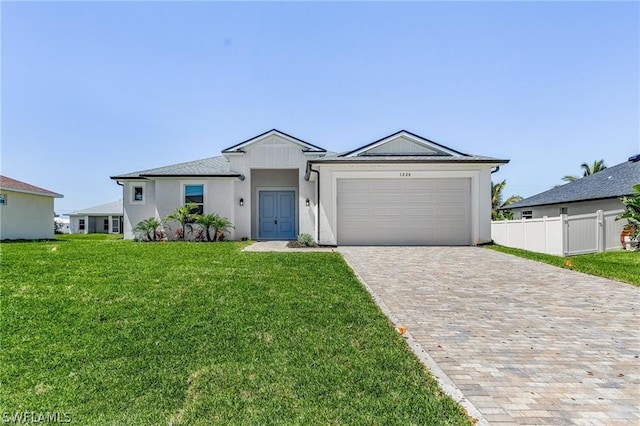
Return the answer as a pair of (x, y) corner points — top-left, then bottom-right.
(486, 245), (640, 287)
(1, 240), (471, 425)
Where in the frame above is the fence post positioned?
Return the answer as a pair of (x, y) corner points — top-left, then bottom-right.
(542, 216), (547, 253)
(596, 210), (604, 253)
(561, 214), (569, 256)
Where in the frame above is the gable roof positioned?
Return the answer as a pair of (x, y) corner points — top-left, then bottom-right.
(0, 175), (63, 198)
(221, 129), (326, 153)
(506, 156), (640, 209)
(310, 130), (508, 164)
(69, 200), (123, 216)
(341, 130), (467, 157)
(111, 156), (241, 180)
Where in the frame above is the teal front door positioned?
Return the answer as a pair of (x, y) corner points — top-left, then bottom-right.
(259, 191), (296, 240)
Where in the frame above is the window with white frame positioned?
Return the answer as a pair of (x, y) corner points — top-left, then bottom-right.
(79, 219), (85, 231)
(522, 210), (533, 219)
(112, 218), (120, 233)
(131, 183), (145, 203)
(560, 207), (568, 215)
(185, 184), (204, 215)
(0, 194), (6, 205)
(103, 219), (109, 231)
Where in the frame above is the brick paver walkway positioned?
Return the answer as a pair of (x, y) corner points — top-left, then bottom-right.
(338, 246), (639, 425)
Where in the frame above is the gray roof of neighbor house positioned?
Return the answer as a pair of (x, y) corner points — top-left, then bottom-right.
(0, 175), (63, 198)
(506, 156), (640, 209)
(69, 200), (123, 216)
(111, 156), (240, 180)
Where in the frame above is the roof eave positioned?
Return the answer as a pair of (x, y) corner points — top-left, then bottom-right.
(308, 158), (510, 165)
(0, 187), (63, 198)
(140, 174), (243, 178)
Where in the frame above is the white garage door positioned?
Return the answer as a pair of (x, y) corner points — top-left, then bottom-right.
(337, 178), (471, 245)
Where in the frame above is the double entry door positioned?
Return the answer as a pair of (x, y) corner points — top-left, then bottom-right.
(259, 191), (296, 240)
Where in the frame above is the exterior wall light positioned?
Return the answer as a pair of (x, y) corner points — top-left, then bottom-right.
(305, 198), (310, 206)
(239, 198), (244, 206)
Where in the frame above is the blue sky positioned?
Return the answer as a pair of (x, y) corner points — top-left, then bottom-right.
(2, 1), (639, 214)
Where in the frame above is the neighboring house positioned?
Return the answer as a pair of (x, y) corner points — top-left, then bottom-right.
(505, 155), (640, 219)
(55, 216), (70, 234)
(68, 200), (124, 234)
(111, 129), (508, 245)
(0, 175), (63, 240)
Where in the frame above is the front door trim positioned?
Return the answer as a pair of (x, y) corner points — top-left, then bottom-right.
(256, 187), (298, 240)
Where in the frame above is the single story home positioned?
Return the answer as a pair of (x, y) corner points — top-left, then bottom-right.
(111, 129), (508, 245)
(68, 200), (124, 234)
(505, 154), (640, 219)
(55, 216), (70, 234)
(0, 175), (63, 240)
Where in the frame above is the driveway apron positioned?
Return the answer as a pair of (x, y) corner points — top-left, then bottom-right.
(338, 246), (639, 425)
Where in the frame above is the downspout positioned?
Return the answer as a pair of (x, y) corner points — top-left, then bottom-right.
(116, 181), (125, 237)
(491, 166), (500, 174)
(305, 163), (320, 243)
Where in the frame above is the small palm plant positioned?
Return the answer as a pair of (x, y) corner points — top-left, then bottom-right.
(196, 213), (218, 242)
(165, 203), (200, 240)
(211, 215), (233, 241)
(133, 217), (163, 241)
(616, 183), (640, 240)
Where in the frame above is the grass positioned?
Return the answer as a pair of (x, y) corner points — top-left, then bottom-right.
(55, 233), (123, 241)
(1, 239), (471, 425)
(486, 244), (640, 287)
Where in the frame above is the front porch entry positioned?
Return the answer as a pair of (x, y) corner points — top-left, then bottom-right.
(258, 190), (296, 240)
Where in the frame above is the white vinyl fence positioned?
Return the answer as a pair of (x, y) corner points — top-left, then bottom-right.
(491, 209), (626, 256)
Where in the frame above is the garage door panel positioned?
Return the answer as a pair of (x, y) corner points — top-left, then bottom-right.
(337, 178), (471, 245)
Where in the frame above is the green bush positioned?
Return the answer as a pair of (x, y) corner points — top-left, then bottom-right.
(296, 233), (315, 246)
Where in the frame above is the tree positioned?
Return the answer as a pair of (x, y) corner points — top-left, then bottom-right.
(211, 215), (233, 241)
(562, 160), (607, 183)
(195, 213), (218, 242)
(165, 203), (199, 240)
(133, 217), (163, 241)
(492, 180), (523, 220)
(616, 184), (640, 239)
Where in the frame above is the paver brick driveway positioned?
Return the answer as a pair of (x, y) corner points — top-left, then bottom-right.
(338, 246), (639, 425)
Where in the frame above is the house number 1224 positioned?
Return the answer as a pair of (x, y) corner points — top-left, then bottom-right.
(400, 172), (411, 177)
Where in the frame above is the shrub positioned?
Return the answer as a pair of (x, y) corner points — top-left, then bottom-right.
(297, 233), (315, 247)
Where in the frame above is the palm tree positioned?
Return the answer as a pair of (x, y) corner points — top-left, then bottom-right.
(196, 213), (218, 242)
(562, 159), (607, 183)
(211, 215), (234, 241)
(133, 217), (163, 241)
(616, 184), (640, 239)
(492, 180), (523, 220)
(165, 203), (200, 240)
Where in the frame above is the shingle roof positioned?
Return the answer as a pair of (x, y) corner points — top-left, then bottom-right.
(0, 175), (63, 198)
(69, 200), (123, 216)
(111, 156), (239, 179)
(506, 157), (640, 209)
